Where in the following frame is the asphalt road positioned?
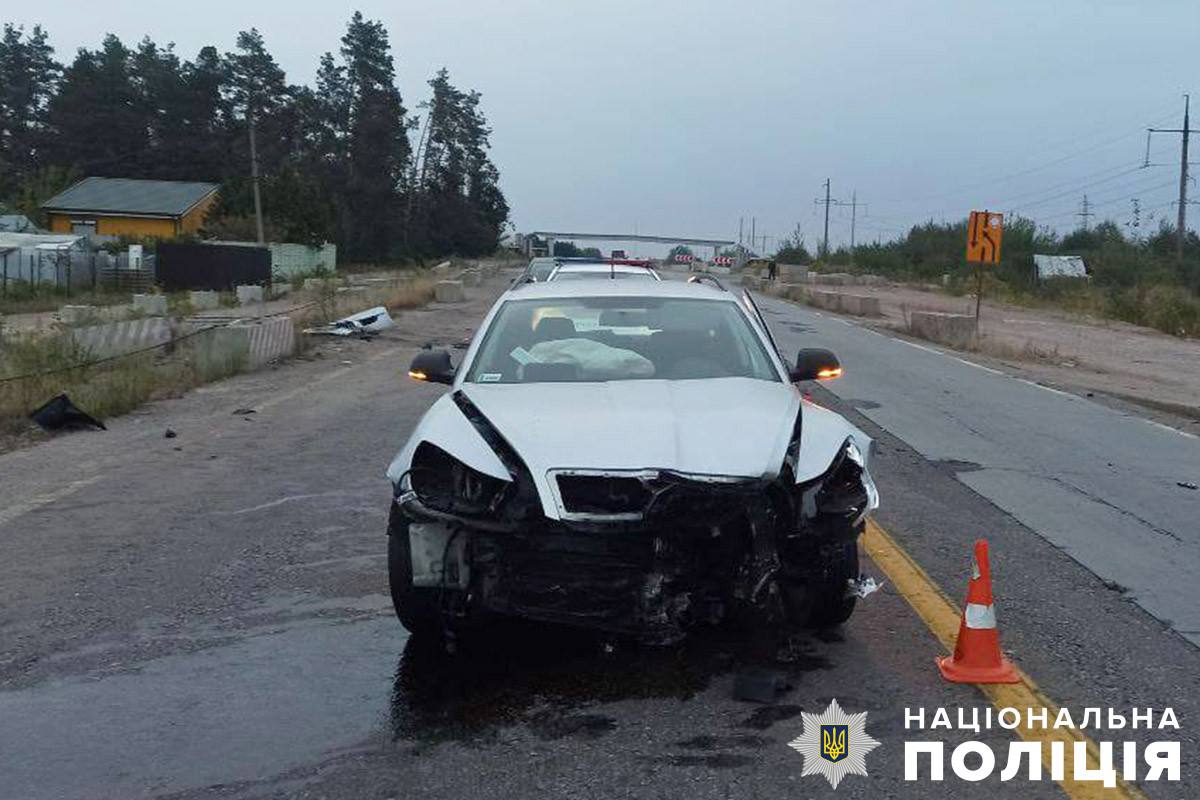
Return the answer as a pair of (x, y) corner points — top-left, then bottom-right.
(0, 271), (1197, 799)
(753, 291), (1200, 644)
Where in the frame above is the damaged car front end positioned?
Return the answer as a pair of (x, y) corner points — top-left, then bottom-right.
(386, 281), (880, 644)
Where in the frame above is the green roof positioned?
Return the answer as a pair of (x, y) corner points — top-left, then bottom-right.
(42, 177), (219, 217)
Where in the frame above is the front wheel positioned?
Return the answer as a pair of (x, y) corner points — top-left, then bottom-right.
(780, 532), (861, 628)
(386, 505), (444, 638)
(806, 540), (859, 627)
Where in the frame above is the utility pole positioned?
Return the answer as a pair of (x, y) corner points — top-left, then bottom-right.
(248, 113), (265, 245)
(751, 217), (757, 254)
(849, 190), (858, 260)
(738, 217), (744, 247)
(818, 178), (832, 259)
(1077, 194), (1094, 231)
(1148, 94), (1190, 261)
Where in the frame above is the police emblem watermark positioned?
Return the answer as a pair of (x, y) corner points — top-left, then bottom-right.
(788, 698), (880, 789)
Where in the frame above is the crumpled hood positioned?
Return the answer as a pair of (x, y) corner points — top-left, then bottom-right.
(461, 378), (799, 480)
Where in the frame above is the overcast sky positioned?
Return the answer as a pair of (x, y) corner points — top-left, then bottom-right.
(9, 1), (1199, 253)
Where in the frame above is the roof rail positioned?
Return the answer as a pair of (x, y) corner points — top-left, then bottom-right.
(687, 274), (727, 291)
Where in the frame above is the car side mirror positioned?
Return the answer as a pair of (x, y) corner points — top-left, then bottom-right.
(790, 348), (842, 382)
(409, 349), (456, 385)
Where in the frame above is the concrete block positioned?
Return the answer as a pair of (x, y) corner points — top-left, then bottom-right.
(230, 316), (296, 368)
(839, 294), (882, 317)
(778, 263), (809, 282)
(59, 305), (98, 325)
(432, 260), (453, 277)
(72, 318), (175, 358)
(434, 280), (465, 303)
(461, 268), (482, 287)
(132, 294), (168, 316)
(189, 290), (220, 311)
(859, 274), (887, 287)
(304, 278), (331, 291)
(782, 284), (808, 303)
(236, 285), (264, 305)
(807, 290), (842, 311)
(909, 311), (976, 347)
(270, 282), (292, 299)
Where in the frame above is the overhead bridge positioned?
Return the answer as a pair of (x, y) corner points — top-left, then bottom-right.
(526, 231), (736, 258)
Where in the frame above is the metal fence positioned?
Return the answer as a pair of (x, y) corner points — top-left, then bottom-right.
(0, 250), (156, 296)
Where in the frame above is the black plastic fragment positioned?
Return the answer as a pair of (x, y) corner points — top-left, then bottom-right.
(29, 393), (106, 432)
(732, 668), (791, 703)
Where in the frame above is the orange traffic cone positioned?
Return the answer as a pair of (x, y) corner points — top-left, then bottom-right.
(936, 539), (1020, 684)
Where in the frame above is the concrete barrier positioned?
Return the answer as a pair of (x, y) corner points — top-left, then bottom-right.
(434, 280), (465, 303)
(228, 316), (296, 368)
(461, 268), (482, 287)
(236, 285), (264, 305)
(132, 294), (167, 316)
(190, 290), (219, 311)
(840, 294), (882, 316)
(71, 318), (176, 357)
(909, 311), (976, 347)
(778, 263), (809, 282)
(807, 290), (842, 311)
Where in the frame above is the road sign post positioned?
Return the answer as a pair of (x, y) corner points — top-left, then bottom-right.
(966, 210), (1003, 333)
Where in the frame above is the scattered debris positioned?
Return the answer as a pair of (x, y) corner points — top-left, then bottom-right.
(29, 394), (106, 432)
(1178, 481), (1198, 491)
(303, 305), (394, 338)
(732, 668), (791, 703)
(232, 408), (256, 416)
(164, 428), (177, 439)
(847, 575), (883, 599)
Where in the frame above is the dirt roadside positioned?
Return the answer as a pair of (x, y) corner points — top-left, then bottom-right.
(797, 281), (1200, 425)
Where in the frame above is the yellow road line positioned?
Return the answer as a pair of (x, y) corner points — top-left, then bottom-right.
(864, 518), (1147, 799)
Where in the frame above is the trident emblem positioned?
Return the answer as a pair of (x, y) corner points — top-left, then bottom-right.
(820, 724), (848, 762)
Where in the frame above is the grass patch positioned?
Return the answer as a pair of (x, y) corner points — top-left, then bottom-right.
(0, 327), (248, 426)
(0, 282), (132, 315)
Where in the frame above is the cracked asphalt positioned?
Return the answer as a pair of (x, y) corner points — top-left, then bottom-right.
(0, 269), (1197, 799)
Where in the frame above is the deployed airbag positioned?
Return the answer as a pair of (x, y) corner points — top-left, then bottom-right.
(525, 338), (654, 380)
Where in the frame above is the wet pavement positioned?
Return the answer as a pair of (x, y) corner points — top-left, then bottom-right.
(2, 270), (1198, 798)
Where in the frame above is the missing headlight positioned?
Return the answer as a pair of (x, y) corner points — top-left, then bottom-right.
(410, 441), (510, 517)
(815, 439), (879, 524)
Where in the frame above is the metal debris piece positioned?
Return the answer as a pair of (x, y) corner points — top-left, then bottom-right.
(164, 428), (177, 439)
(29, 393), (106, 432)
(1178, 481), (1198, 491)
(304, 305), (394, 338)
(847, 576), (883, 599)
(232, 408), (256, 416)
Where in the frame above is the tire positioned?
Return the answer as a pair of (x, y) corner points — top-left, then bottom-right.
(806, 539), (860, 627)
(386, 505), (444, 638)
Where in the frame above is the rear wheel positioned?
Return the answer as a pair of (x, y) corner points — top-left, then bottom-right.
(386, 505), (444, 638)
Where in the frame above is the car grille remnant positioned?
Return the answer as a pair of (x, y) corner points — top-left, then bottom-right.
(555, 473), (654, 519)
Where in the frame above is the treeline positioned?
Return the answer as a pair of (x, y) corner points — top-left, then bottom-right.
(775, 218), (1200, 337)
(0, 13), (508, 261)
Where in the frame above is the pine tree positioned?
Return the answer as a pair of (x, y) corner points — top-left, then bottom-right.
(46, 35), (146, 176)
(0, 23), (60, 196)
(338, 12), (409, 262)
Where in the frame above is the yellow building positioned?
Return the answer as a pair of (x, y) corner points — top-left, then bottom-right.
(42, 177), (219, 239)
